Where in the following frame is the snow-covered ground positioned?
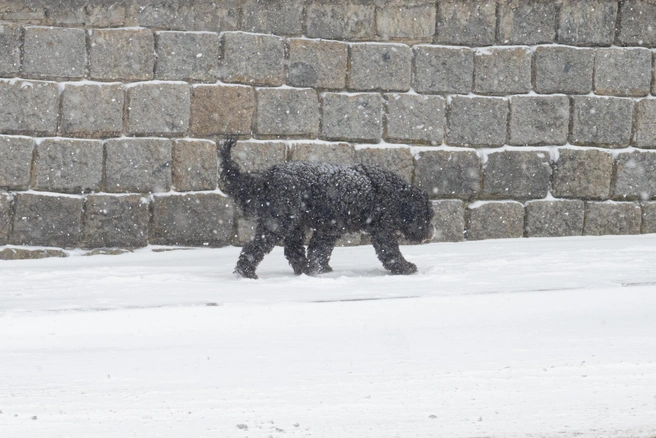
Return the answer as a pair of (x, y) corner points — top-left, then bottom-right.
(1, 235), (656, 438)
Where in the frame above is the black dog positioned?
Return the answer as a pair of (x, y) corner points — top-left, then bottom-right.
(220, 138), (434, 279)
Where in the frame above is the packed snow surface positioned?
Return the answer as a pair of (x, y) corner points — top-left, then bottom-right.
(1, 235), (656, 438)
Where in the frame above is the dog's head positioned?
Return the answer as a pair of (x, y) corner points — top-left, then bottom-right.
(398, 185), (435, 243)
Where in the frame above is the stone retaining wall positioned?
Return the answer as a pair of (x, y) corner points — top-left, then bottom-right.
(1, 0), (656, 251)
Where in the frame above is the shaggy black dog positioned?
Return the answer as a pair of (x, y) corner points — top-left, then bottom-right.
(220, 138), (434, 279)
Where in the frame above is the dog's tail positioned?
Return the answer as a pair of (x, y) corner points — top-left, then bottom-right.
(219, 137), (256, 212)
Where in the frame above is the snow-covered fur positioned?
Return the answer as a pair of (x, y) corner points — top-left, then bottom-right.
(220, 138), (434, 279)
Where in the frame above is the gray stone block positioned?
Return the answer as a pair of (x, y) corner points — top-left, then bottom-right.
(60, 83), (124, 137)
(447, 96), (508, 147)
(23, 27), (85, 79)
(557, 0), (618, 46)
(0, 23), (21, 76)
(384, 94), (445, 145)
(349, 43), (412, 92)
(290, 142), (355, 164)
(84, 195), (150, 249)
(552, 149), (613, 200)
(128, 82), (190, 135)
(483, 150), (551, 200)
(474, 47), (532, 95)
(584, 202), (641, 236)
(242, 0), (303, 35)
(0, 80), (58, 135)
(255, 88), (320, 137)
(46, 1), (129, 28)
(0, 135), (34, 190)
(641, 202), (656, 234)
(225, 141), (286, 174)
(431, 199), (465, 242)
(613, 151), (656, 201)
(376, 0), (436, 42)
(234, 209), (258, 246)
(321, 93), (383, 142)
(11, 193), (83, 248)
(356, 147), (414, 183)
(466, 202), (525, 241)
(497, 1), (557, 44)
(135, 2), (194, 30)
(0, 192), (10, 244)
(287, 39), (348, 89)
(155, 31), (220, 81)
(89, 29), (154, 81)
(570, 97), (634, 147)
(172, 139), (217, 192)
(412, 46), (474, 94)
(616, 1), (656, 47)
(32, 139), (103, 194)
(221, 32), (284, 86)
(190, 84), (255, 136)
(191, 1), (240, 32)
(0, 248), (67, 260)
(634, 99), (656, 148)
(436, 0), (496, 46)
(525, 200), (585, 237)
(509, 96), (569, 145)
(151, 194), (234, 247)
(305, 0), (375, 40)
(594, 48), (652, 96)
(653, 52), (656, 95)
(104, 138), (172, 193)
(414, 150), (481, 199)
(534, 46), (595, 94)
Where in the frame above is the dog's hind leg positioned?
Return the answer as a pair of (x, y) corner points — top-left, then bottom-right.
(307, 230), (339, 275)
(370, 231), (417, 275)
(284, 228), (308, 275)
(235, 225), (281, 279)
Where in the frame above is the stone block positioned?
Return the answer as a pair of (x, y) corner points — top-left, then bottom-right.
(84, 195), (150, 249)
(0, 23), (21, 76)
(0, 192), (10, 244)
(349, 43), (412, 92)
(172, 139), (218, 192)
(376, 1), (436, 42)
(431, 199), (465, 242)
(32, 139), (103, 194)
(412, 46), (474, 94)
(11, 193), (83, 248)
(255, 88), (320, 137)
(23, 27), (85, 79)
(447, 96), (508, 147)
(616, 1), (656, 47)
(584, 202), (641, 236)
(191, 1), (240, 32)
(613, 151), (656, 201)
(89, 29), (154, 81)
(60, 83), (124, 137)
(525, 200), (585, 238)
(653, 52), (656, 95)
(221, 32), (284, 86)
(242, 0), (303, 35)
(0, 248), (67, 260)
(466, 202), (525, 241)
(225, 141), (286, 174)
(552, 149), (613, 199)
(190, 84), (255, 136)
(151, 194), (234, 247)
(46, 1), (129, 28)
(0, 80), (58, 135)
(594, 48), (652, 96)
(436, 0), (496, 46)
(0, 136), (34, 190)
(509, 96), (569, 146)
(304, 0), (375, 40)
(155, 31), (220, 81)
(474, 47), (532, 95)
(321, 93), (383, 142)
(356, 147), (414, 183)
(634, 99), (656, 148)
(497, 1), (557, 44)
(534, 46), (595, 94)
(641, 202), (656, 234)
(557, 0), (618, 46)
(128, 82), (190, 135)
(570, 97), (634, 147)
(483, 150), (551, 200)
(104, 138), (172, 193)
(414, 150), (481, 199)
(234, 209), (258, 246)
(135, 2), (194, 30)
(287, 39), (348, 89)
(384, 94), (445, 145)
(289, 142), (355, 164)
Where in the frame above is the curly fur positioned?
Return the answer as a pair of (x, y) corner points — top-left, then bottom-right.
(220, 138), (435, 279)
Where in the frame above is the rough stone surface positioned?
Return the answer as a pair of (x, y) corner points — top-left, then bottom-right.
(0, 248), (67, 260)
(225, 141), (286, 174)
(376, 0), (436, 42)
(525, 200), (585, 238)
(570, 97), (634, 147)
(0, 136), (34, 190)
(436, 0), (496, 46)
(89, 29), (154, 81)
(466, 202), (525, 241)
(134, 2), (192, 29)
(384, 94), (445, 145)
(534, 46), (595, 94)
(84, 195), (150, 248)
(613, 151), (656, 201)
(594, 48), (652, 96)
(172, 139), (217, 192)
(498, 1), (557, 45)
(190, 85), (255, 136)
(414, 150), (481, 199)
(128, 82), (190, 135)
(221, 32), (284, 86)
(304, 0), (375, 41)
(155, 31), (220, 81)
(32, 139), (103, 193)
(447, 96), (508, 147)
(616, 0), (656, 47)
(23, 27), (85, 79)
(356, 147), (414, 183)
(45, 1), (129, 28)
(242, 0), (303, 35)
(0, 80), (58, 135)
(552, 149), (613, 199)
(60, 83), (124, 137)
(483, 150), (551, 200)
(191, 1), (240, 32)
(0, 23), (21, 76)
(255, 88), (320, 137)
(321, 93), (383, 142)
(634, 99), (656, 148)
(104, 138), (172, 193)
(431, 199), (465, 242)
(11, 193), (83, 248)
(641, 202), (656, 234)
(584, 202), (642, 236)
(287, 39), (348, 90)
(349, 43), (412, 92)
(474, 47), (532, 95)
(0, 192), (10, 244)
(151, 194), (234, 247)
(289, 142), (354, 165)
(413, 46), (474, 94)
(509, 96), (569, 145)
(557, 0), (618, 46)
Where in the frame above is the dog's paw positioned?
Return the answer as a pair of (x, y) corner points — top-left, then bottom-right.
(234, 266), (258, 279)
(306, 263), (333, 276)
(390, 262), (417, 275)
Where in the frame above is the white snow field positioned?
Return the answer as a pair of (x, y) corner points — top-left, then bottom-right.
(1, 235), (656, 438)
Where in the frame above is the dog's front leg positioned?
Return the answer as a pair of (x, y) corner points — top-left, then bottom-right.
(235, 225), (281, 279)
(307, 231), (339, 275)
(370, 231), (417, 275)
(284, 227), (309, 275)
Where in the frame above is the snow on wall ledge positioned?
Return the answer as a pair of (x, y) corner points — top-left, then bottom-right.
(1, 0), (656, 252)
